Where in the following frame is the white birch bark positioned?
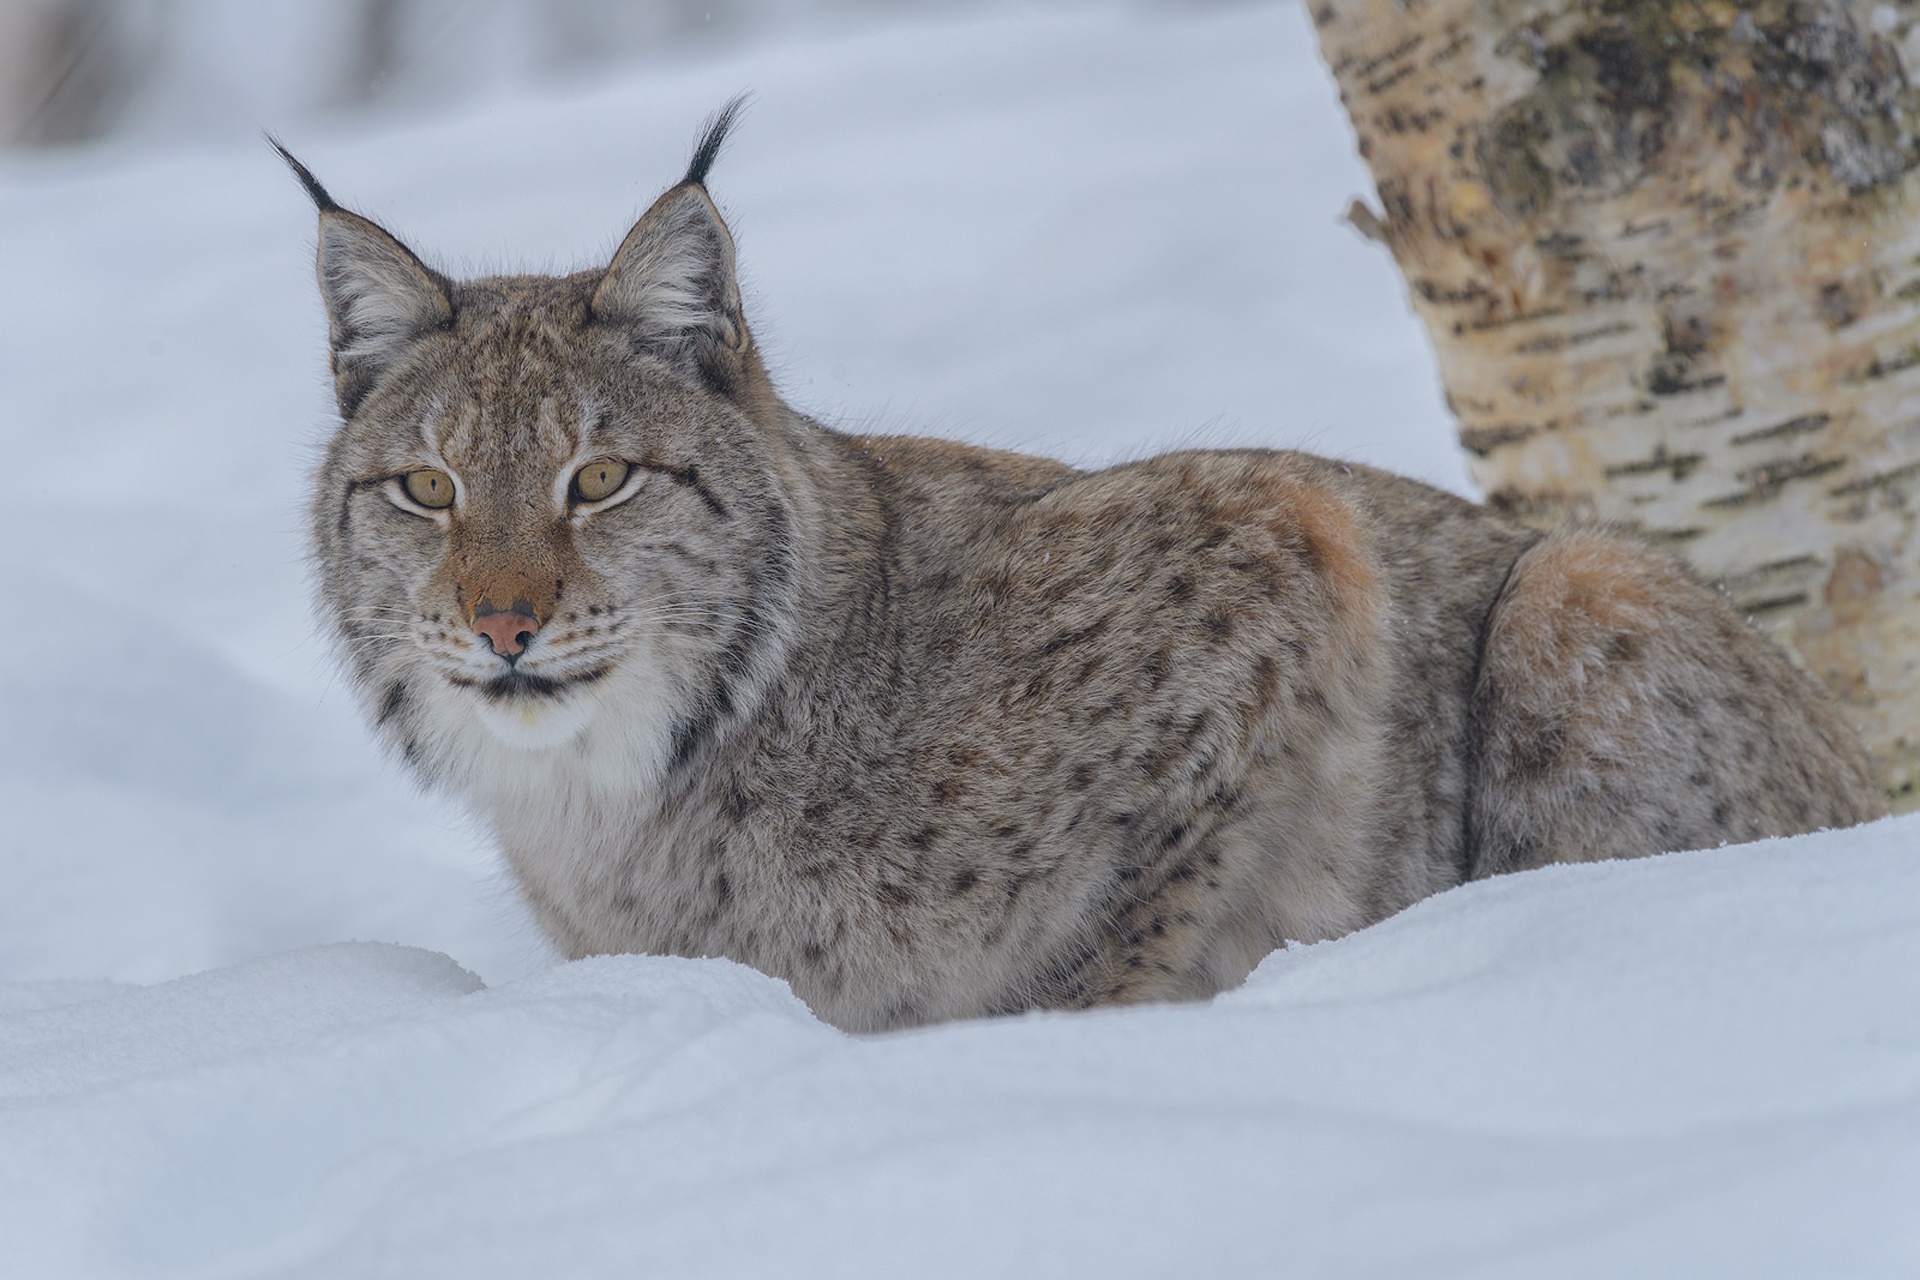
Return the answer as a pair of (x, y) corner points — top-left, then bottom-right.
(1313, 0), (1920, 804)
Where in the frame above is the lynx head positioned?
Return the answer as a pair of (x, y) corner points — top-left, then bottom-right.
(287, 101), (799, 790)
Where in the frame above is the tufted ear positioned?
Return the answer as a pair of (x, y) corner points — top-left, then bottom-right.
(590, 99), (757, 394)
(271, 138), (453, 420)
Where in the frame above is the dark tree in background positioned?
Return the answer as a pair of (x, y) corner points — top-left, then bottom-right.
(1314, 0), (1920, 806)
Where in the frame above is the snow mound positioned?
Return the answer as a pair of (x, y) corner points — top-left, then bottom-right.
(2, 832), (1916, 1277)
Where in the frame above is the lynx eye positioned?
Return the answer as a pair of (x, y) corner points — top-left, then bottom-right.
(572, 458), (632, 504)
(401, 469), (455, 510)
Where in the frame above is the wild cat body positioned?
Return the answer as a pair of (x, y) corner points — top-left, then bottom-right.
(299, 114), (1882, 1033)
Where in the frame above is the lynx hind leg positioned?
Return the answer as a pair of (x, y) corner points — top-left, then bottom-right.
(1467, 527), (1884, 878)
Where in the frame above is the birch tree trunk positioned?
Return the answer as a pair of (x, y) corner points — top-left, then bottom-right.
(1312, 0), (1920, 806)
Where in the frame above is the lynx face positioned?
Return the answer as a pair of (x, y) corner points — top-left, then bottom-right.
(296, 106), (796, 790)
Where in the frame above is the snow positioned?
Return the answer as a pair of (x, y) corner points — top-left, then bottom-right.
(0, 2), (1913, 1275)
(6, 831), (1919, 1277)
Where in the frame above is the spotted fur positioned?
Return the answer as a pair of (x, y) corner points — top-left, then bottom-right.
(292, 111), (1885, 1032)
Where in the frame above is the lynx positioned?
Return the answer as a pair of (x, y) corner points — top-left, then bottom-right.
(284, 105), (1884, 1032)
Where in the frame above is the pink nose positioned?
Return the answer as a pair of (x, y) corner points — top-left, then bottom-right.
(473, 604), (539, 658)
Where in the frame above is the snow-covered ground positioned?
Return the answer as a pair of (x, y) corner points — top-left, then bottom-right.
(0, 2), (1913, 1275)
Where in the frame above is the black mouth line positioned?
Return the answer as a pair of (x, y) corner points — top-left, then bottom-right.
(446, 664), (613, 702)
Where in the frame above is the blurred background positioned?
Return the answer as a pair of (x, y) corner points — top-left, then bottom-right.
(0, 0), (1224, 149)
(5, 0), (1460, 989)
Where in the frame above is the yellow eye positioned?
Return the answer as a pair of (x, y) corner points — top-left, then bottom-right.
(573, 458), (631, 503)
(402, 469), (455, 509)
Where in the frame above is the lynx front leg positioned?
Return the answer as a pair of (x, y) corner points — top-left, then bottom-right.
(1466, 528), (1882, 878)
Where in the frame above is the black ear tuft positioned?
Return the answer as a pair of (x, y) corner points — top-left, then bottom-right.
(270, 138), (453, 420)
(593, 101), (766, 395)
(266, 134), (340, 213)
(683, 94), (750, 189)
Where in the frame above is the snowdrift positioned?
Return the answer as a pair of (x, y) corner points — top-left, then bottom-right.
(5, 830), (1918, 1277)
(0, 3), (1913, 1275)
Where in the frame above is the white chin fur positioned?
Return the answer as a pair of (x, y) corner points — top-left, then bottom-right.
(472, 691), (599, 750)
